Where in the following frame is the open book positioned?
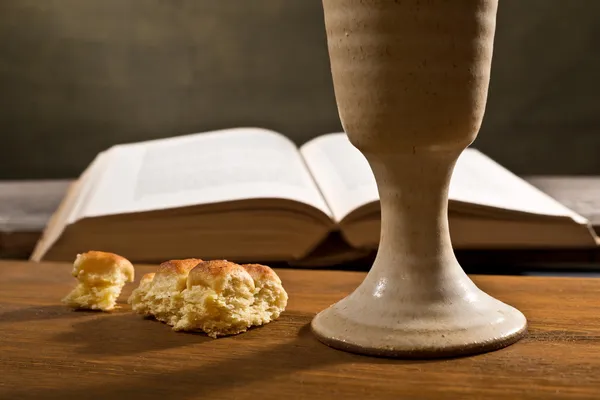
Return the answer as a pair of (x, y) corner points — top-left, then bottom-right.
(32, 127), (599, 265)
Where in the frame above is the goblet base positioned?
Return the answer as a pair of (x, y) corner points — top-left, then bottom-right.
(311, 286), (527, 359)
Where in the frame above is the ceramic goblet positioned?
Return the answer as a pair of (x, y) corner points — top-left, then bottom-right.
(311, 0), (527, 358)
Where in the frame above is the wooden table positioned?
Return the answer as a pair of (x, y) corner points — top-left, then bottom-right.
(1, 261), (600, 399)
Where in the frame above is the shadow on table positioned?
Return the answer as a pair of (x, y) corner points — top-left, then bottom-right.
(53, 311), (212, 355)
(3, 313), (439, 400)
(0, 305), (99, 324)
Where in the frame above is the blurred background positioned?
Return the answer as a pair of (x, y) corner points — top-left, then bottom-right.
(1, 0), (599, 179)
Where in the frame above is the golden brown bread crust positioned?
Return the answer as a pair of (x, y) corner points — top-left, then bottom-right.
(241, 263), (281, 284)
(156, 258), (202, 276)
(187, 260), (254, 290)
(72, 250), (135, 283)
(189, 259), (241, 277)
(150, 258), (202, 292)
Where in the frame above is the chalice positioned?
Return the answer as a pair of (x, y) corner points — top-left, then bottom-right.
(311, 0), (527, 357)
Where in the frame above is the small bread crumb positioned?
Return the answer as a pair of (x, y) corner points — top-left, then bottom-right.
(62, 251), (135, 311)
(129, 259), (288, 337)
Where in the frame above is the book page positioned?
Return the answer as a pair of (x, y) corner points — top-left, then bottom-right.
(450, 149), (586, 223)
(301, 133), (586, 223)
(66, 150), (112, 223)
(31, 151), (112, 260)
(74, 128), (332, 221)
(300, 133), (378, 222)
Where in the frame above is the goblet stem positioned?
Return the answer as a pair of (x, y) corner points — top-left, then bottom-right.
(369, 150), (457, 275)
(311, 151), (527, 358)
(358, 149), (481, 306)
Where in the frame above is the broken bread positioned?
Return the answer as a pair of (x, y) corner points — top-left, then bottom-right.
(241, 264), (288, 326)
(175, 260), (258, 337)
(129, 259), (288, 338)
(126, 272), (155, 317)
(62, 251), (135, 311)
(128, 258), (201, 324)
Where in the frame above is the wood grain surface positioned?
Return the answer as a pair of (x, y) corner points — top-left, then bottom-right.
(1, 261), (600, 399)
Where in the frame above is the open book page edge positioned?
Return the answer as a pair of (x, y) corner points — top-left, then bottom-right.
(65, 150), (113, 224)
(71, 127), (334, 221)
(74, 197), (335, 229)
(30, 150), (112, 261)
(457, 148), (589, 224)
(29, 181), (79, 262)
(300, 132), (379, 222)
(300, 132), (346, 150)
(450, 199), (577, 223)
(300, 133), (590, 227)
(111, 127), (297, 151)
(299, 132), (346, 222)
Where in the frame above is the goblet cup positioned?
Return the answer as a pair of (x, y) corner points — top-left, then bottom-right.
(311, 0), (527, 358)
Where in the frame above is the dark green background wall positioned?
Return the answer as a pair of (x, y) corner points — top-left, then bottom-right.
(1, 0), (599, 179)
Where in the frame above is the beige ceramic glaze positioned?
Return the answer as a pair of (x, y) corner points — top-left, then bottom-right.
(312, 0), (527, 358)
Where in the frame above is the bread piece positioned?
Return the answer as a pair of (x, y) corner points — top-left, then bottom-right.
(128, 258), (201, 325)
(175, 260), (257, 338)
(127, 272), (155, 317)
(62, 251), (135, 311)
(128, 259), (288, 338)
(242, 264), (288, 325)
